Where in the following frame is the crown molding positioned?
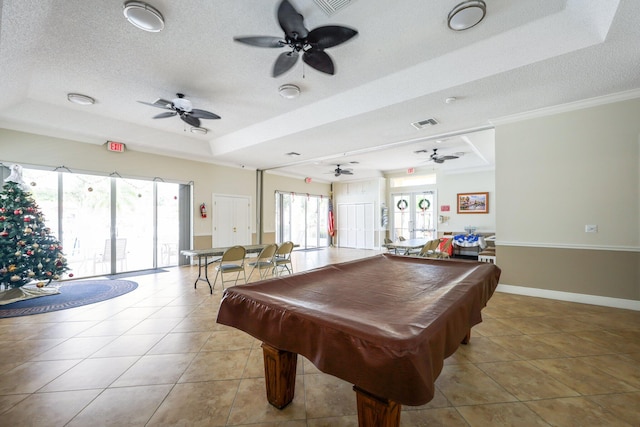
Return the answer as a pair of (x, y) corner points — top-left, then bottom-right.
(490, 88), (640, 126)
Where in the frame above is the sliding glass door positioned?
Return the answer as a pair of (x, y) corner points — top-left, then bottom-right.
(276, 192), (329, 249)
(17, 166), (188, 278)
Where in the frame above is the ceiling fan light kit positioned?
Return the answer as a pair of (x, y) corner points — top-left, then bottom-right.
(448, 0), (486, 31)
(123, 1), (165, 32)
(138, 93), (221, 128)
(234, 0), (358, 77)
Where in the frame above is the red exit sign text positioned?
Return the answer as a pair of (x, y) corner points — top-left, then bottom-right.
(107, 141), (126, 153)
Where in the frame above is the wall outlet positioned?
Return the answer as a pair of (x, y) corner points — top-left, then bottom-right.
(585, 224), (598, 233)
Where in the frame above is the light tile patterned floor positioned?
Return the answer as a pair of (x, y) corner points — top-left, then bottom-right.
(0, 248), (638, 426)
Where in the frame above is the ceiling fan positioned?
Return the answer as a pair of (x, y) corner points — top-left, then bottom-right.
(137, 93), (221, 128)
(423, 148), (460, 164)
(234, 0), (358, 77)
(332, 164), (354, 177)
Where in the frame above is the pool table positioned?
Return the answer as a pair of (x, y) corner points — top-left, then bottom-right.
(217, 254), (501, 426)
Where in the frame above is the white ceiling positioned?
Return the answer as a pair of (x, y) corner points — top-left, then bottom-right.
(1, 0), (639, 182)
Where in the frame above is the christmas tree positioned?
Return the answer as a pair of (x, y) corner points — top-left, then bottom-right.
(0, 165), (70, 289)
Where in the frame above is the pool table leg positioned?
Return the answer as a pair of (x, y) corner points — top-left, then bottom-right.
(261, 343), (297, 409)
(354, 386), (401, 427)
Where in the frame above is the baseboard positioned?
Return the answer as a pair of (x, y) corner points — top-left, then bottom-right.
(497, 284), (640, 311)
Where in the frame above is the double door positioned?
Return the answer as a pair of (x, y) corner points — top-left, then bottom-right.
(212, 195), (251, 247)
(337, 203), (374, 249)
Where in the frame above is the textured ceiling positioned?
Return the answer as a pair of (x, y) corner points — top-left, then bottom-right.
(1, 0), (639, 181)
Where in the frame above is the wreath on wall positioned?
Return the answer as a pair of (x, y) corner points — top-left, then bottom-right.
(396, 199), (408, 211)
(418, 198), (431, 211)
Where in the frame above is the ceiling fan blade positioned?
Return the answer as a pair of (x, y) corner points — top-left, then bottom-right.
(277, 0), (308, 40)
(303, 49), (335, 75)
(273, 51), (299, 77)
(190, 109), (221, 120)
(137, 100), (173, 110)
(439, 155), (459, 160)
(307, 26), (358, 49)
(341, 170), (353, 175)
(153, 111), (177, 119)
(233, 36), (284, 48)
(180, 114), (201, 127)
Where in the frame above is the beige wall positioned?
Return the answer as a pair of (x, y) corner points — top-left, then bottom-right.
(261, 172), (331, 244)
(0, 129), (317, 248)
(496, 98), (640, 301)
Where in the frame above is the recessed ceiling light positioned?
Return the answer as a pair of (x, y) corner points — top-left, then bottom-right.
(123, 1), (164, 32)
(279, 84), (300, 99)
(67, 93), (95, 105)
(448, 0), (486, 31)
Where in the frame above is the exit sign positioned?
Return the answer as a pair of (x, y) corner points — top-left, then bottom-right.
(107, 141), (126, 153)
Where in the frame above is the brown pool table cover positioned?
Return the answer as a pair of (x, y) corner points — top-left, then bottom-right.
(216, 254), (501, 406)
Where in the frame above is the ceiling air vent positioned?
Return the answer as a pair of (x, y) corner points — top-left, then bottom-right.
(313, 0), (353, 16)
(411, 118), (439, 130)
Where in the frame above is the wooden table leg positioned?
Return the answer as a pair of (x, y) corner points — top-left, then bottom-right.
(261, 343), (297, 409)
(353, 386), (401, 427)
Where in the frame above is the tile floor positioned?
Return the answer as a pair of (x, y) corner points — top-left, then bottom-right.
(0, 248), (638, 426)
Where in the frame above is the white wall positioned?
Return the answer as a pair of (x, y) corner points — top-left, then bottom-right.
(436, 170), (495, 234)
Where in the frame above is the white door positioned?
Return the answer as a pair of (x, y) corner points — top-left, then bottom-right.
(212, 195), (251, 247)
(337, 203), (374, 249)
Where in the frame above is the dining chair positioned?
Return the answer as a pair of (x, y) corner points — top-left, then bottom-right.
(418, 239), (441, 257)
(248, 243), (278, 281)
(211, 245), (247, 292)
(383, 237), (396, 254)
(433, 238), (453, 259)
(273, 241), (294, 276)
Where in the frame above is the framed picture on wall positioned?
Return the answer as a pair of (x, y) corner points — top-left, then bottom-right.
(457, 192), (489, 214)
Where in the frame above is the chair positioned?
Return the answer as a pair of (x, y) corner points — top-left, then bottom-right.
(383, 237), (396, 254)
(211, 245), (247, 292)
(248, 243), (278, 281)
(398, 236), (406, 241)
(273, 241), (294, 276)
(95, 238), (127, 273)
(432, 238), (453, 259)
(417, 239), (441, 257)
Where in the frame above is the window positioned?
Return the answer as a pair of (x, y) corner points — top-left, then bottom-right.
(275, 192), (329, 249)
(13, 166), (189, 278)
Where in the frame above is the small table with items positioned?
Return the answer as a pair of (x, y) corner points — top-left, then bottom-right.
(452, 233), (487, 257)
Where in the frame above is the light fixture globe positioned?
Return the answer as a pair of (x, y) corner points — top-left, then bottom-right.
(123, 1), (164, 32)
(279, 84), (300, 99)
(448, 0), (486, 31)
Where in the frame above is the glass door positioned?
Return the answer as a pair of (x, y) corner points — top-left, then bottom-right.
(18, 167), (187, 278)
(391, 192), (436, 240)
(276, 192), (329, 249)
(115, 179), (154, 273)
